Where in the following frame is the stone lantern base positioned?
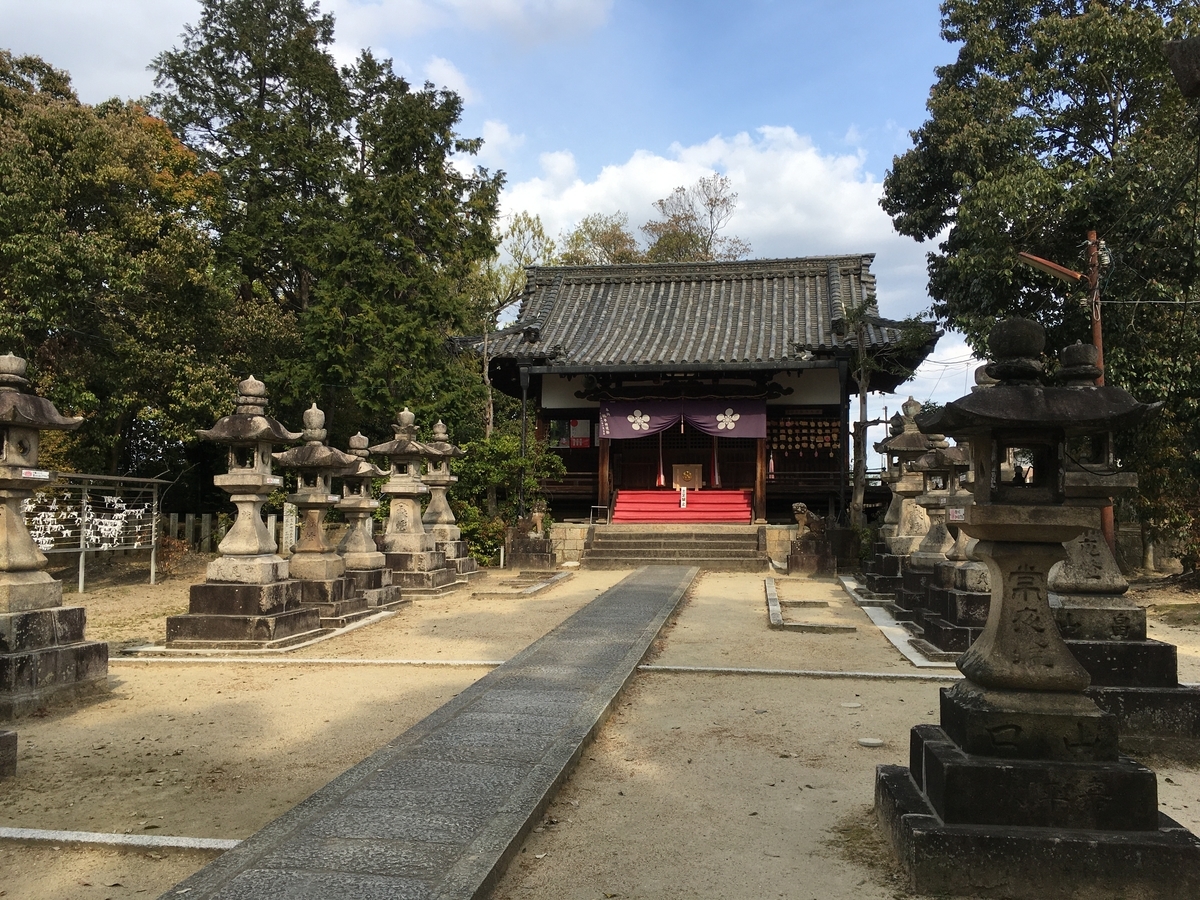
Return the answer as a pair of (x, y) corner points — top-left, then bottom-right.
(1, 579), (109, 719)
(914, 558), (990, 653)
(343, 568), (406, 611)
(383, 550), (460, 595)
(166, 577), (324, 650)
(862, 540), (904, 599)
(875, 684), (1200, 898)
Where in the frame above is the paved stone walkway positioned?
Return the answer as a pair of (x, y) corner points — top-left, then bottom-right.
(159, 565), (698, 900)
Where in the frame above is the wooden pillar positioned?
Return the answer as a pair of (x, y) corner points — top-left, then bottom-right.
(598, 438), (612, 509)
(838, 359), (850, 521)
(753, 438), (767, 523)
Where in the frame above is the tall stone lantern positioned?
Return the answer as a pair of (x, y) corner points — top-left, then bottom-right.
(272, 404), (372, 627)
(166, 377), (322, 649)
(0, 353), (108, 717)
(335, 433), (404, 610)
(369, 409), (457, 594)
(875, 319), (1200, 898)
(421, 420), (479, 581)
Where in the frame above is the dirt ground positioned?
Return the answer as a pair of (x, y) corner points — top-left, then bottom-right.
(2, 557), (1200, 900)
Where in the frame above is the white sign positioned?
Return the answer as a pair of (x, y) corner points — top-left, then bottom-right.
(21, 469), (51, 479)
(679, 487), (687, 509)
(947, 507), (966, 522)
(282, 502), (299, 554)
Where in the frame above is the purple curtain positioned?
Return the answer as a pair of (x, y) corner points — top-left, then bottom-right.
(598, 400), (766, 440)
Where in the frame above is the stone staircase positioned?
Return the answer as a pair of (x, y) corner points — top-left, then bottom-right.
(581, 524), (770, 572)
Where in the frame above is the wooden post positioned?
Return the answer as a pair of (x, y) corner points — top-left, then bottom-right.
(1088, 227), (1117, 555)
(185, 513), (196, 549)
(200, 513), (213, 552)
(753, 438), (767, 523)
(598, 438), (611, 509)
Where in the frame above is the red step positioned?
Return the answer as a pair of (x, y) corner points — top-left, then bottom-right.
(611, 489), (752, 524)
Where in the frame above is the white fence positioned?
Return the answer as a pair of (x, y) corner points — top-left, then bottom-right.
(21, 473), (165, 593)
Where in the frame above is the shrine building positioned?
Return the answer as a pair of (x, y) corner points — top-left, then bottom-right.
(484, 256), (938, 524)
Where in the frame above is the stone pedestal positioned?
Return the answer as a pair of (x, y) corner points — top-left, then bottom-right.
(1051, 531), (1200, 757)
(787, 534), (835, 576)
(862, 540), (904, 599)
(507, 530), (555, 571)
(918, 554), (990, 652)
(0, 354), (108, 717)
(168, 580), (320, 648)
(343, 568), (405, 611)
(0, 728), (14, 777)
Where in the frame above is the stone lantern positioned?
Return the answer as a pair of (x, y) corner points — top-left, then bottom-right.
(875, 319), (1199, 898)
(272, 404), (372, 627)
(167, 377), (322, 649)
(421, 420), (479, 582)
(369, 409), (457, 594)
(894, 433), (952, 624)
(0, 353), (108, 717)
(861, 399), (938, 602)
(335, 433), (404, 610)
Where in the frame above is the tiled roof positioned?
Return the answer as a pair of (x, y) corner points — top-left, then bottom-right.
(487, 256), (927, 370)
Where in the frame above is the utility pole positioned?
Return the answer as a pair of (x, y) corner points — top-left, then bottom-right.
(1017, 231), (1116, 554)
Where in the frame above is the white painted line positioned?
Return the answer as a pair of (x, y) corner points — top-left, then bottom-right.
(638, 664), (962, 682)
(0, 826), (239, 851)
(112, 657), (504, 667)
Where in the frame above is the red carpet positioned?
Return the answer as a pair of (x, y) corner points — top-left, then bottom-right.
(610, 489), (753, 524)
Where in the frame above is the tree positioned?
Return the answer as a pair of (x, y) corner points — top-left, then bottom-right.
(880, 0), (1200, 563)
(557, 212), (642, 265)
(0, 51), (241, 474)
(642, 174), (751, 263)
(150, 1), (504, 447)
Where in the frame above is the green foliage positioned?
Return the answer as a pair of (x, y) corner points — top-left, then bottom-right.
(881, 0), (1200, 563)
(449, 431), (566, 560)
(151, 0), (503, 448)
(557, 212), (643, 265)
(0, 50), (243, 473)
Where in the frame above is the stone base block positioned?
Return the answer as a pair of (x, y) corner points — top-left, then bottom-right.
(1088, 685), (1200, 758)
(362, 585), (406, 610)
(945, 588), (990, 626)
(1, 606), (87, 652)
(344, 568), (387, 593)
(0, 571), (63, 613)
(430, 526), (462, 545)
(950, 560), (990, 594)
(940, 681), (1118, 762)
(436, 539), (469, 560)
(789, 538), (835, 576)
(863, 572), (901, 596)
(0, 641), (110, 719)
(288, 553), (345, 582)
(165, 607), (322, 648)
(385, 550), (447, 573)
(391, 566), (460, 594)
(872, 553), (903, 577)
(1066, 638), (1178, 688)
(188, 580), (302, 617)
(875, 764), (1200, 900)
(380, 533), (435, 554)
(450, 555), (479, 577)
(0, 729), (14, 777)
(342, 550), (385, 571)
(206, 555), (289, 585)
(919, 616), (981, 653)
(910, 725), (1158, 830)
(298, 577), (347, 607)
(1052, 595), (1146, 641)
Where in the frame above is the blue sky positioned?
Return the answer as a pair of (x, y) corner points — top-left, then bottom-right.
(0, 0), (978, 461)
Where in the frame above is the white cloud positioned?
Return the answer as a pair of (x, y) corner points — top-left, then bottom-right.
(472, 120), (526, 168)
(505, 125), (934, 320)
(423, 55), (478, 101)
(332, 0), (611, 47)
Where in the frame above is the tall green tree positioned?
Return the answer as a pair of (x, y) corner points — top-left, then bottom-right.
(881, 0), (1200, 563)
(151, 0), (503, 447)
(0, 51), (241, 474)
